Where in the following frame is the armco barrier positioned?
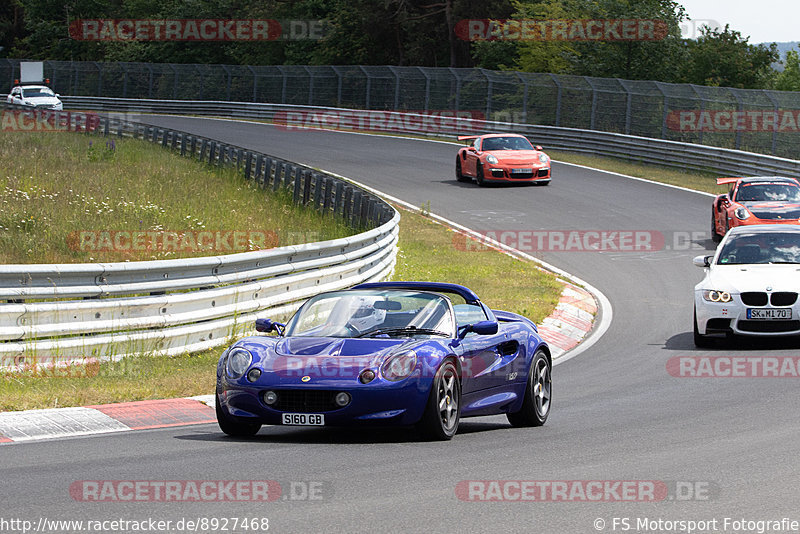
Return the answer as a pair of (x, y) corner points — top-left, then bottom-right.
(50, 96), (800, 177)
(0, 115), (399, 367)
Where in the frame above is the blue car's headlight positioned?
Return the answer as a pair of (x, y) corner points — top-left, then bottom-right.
(226, 347), (253, 379)
(381, 350), (417, 381)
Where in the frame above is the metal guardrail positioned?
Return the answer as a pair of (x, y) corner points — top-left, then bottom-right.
(0, 113), (399, 367)
(56, 95), (800, 177)
(4, 60), (800, 158)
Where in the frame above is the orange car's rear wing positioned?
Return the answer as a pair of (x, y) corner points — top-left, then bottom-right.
(716, 177), (742, 186)
(457, 135), (480, 142)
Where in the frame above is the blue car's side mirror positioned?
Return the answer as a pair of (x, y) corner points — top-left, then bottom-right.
(255, 318), (285, 335)
(457, 320), (499, 339)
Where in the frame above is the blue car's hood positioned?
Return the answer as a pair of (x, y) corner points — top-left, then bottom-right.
(274, 337), (406, 357)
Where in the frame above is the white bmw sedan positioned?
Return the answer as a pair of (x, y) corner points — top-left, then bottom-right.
(694, 224), (800, 346)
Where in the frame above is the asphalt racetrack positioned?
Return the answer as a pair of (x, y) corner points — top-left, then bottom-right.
(3, 116), (799, 533)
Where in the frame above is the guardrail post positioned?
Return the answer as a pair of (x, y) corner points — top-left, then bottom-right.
(322, 177), (332, 213)
(171, 131), (179, 150)
(272, 163), (286, 191)
(359, 195), (369, 227)
(334, 182), (345, 216)
(284, 164), (295, 190)
(244, 151), (253, 179)
(252, 154), (261, 184)
(180, 134), (187, 156)
(209, 142), (216, 165)
(352, 190), (362, 226)
(293, 168), (303, 202)
(313, 173), (323, 210)
(343, 186), (353, 221)
(302, 171), (313, 204)
(263, 158), (274, 189)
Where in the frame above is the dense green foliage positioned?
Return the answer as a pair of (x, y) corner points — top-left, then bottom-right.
(0, 0), (793, 89)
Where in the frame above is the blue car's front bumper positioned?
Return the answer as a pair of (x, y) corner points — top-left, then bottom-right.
(217, 375), (433, 427)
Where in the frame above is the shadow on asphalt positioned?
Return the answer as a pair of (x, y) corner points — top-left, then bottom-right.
(175, 420), (510, 445)
(664, 331), (800, 351)
(439, 179), (547, 189)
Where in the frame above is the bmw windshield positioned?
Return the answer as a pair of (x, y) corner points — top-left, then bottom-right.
(717, 232), (800, 265)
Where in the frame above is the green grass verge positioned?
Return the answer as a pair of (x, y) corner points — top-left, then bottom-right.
(0, 205), (565, 412)
(0, 130), (353, 264)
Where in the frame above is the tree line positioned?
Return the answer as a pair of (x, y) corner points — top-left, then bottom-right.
(2, 0), (799, 90)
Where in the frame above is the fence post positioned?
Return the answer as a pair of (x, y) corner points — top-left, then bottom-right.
(586, 77), (598, 131)
(763, 90), (780, 155)
(549, 74), (563, 127)
(731, 89), (745, 151)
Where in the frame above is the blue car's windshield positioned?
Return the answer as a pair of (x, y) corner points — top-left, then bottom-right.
(284, 289), (455, 338)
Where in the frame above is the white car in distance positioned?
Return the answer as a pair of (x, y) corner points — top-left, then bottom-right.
(6, 85), (63, 110)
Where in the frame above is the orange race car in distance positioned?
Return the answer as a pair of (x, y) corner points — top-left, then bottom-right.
(712, 176), (800, 242)
(456, 133), (551, 186)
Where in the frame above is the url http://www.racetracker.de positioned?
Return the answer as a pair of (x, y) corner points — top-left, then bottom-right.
(0, 516), (270, 533)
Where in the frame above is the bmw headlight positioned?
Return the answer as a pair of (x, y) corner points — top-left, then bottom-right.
(702, 290), (732, 303)
(486, 154), (499, 164)
(381, 350), (417, 381)
(734, 207), (750, 220)
(225, 347), (253, 379)
(538, 154), (549, 163)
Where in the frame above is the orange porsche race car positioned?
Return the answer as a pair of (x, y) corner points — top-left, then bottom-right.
(456, 133), (551, 186)
(712, 176), (800, 242)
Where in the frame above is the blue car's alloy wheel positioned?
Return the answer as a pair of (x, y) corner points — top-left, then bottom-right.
(418, 360), (461, 440)
(507, 350), (551, 427)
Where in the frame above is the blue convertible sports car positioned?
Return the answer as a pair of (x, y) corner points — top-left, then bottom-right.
(215, 281), (551, 440)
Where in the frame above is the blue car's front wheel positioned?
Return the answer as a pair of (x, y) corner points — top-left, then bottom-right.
(507, 349), (551, 427)
(417, 359), (461, 441)
(216, 394), (262, 437)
